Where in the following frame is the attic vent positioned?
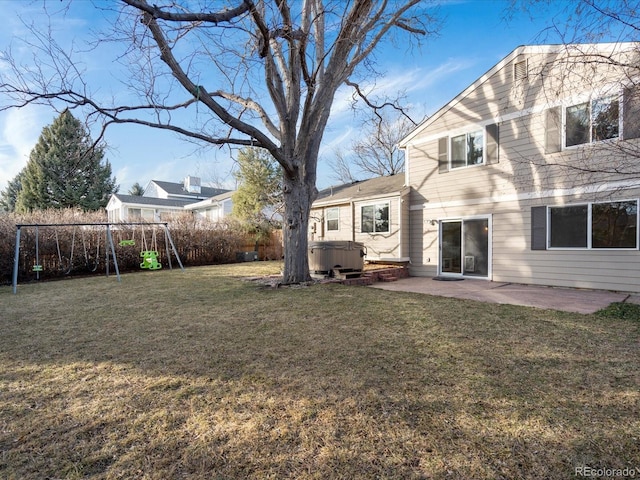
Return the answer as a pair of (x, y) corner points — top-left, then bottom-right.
(514, 59), (528, 80)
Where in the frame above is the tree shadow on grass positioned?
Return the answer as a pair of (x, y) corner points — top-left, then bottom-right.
(0, 276), (638, 478)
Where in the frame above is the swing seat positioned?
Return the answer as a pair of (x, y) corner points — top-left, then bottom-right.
(119, 239), (135, 246)
(140, 250), (162, 270)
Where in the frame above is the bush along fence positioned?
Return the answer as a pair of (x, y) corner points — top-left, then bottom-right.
(0, 210), (283, 287)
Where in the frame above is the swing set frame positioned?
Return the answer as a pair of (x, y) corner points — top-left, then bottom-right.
(12, 222), (184, 294)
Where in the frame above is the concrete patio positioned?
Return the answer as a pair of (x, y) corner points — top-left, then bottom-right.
(370, 276), (640, 314)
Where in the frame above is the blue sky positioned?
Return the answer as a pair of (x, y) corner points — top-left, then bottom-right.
(0, 1), (592, 194)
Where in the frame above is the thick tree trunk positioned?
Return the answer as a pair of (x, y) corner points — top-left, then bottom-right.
(281, 171), (315, 284)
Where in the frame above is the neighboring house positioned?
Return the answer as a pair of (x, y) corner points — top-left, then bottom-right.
(185, 190), (234, 222)
(310, 174), (410, 262)
(399, 42), (640, 293)
(106, 176), (231, 222)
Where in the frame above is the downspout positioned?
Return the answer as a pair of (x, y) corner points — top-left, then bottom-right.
(403, 144), (411, 265)
(351, 200), (355, 242)
(398, 194), (403, 259)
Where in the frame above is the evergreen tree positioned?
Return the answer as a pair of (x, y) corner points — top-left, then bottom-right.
(14, 109), (118, 212)
(0, 168), (25, 212)
(128, 182), (145, 196)
(232, 147), (282, 225)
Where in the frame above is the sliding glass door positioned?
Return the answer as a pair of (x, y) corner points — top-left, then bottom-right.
(440, 217), (490, 277)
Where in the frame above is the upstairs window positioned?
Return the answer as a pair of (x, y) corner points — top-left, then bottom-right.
(361, 203), (389, 234)
(565, 96), (619, 147)
(438, 124), (498, 173)
(450, 130), (484, 169)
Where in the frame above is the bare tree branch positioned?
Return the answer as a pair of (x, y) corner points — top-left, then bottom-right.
(121, 0), (252, 24)
(0, 0), (433, 283)
(345, 79), (420, 126)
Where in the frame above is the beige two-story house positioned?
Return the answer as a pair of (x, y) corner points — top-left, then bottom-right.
(400, 42), (640, 293)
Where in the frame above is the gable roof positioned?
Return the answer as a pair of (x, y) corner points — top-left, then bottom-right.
(185, 190), (235, 210)
(151, 180), (229, 199)
(399, 42), (638, 147)
(314, 174), (406, 207)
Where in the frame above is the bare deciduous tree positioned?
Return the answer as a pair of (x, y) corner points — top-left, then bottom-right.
(353, 111), (416, 176)
(0, 0), (433, 283)
(329, 110), (417, 183)
(328, 148), (359, 185)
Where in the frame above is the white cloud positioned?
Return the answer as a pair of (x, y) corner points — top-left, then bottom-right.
(327, 57), (475, 125)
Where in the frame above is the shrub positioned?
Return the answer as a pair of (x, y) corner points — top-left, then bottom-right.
(0, 209), (281, 286)
(596, 302), (640, 320)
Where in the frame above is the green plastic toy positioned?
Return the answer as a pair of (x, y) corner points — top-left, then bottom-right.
(140, 250), (162, 270)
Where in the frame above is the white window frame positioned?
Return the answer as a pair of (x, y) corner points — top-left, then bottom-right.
(563, 93), (621, 149)
(547, 199), (639, 250)
(361, 201), (390, 234)
(326, 207), (339, 231)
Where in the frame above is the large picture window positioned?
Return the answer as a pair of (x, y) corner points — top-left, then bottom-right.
(565, 96), (619, 147)
(361, 203), (389, 233)
(450, 130), (484, 169)
(549, 200), (637, 249)
(128, 207), (155, 220)
(326, 207), (339, 231)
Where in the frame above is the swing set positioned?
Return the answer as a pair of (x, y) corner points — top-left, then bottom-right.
(12, 222), (184, 294)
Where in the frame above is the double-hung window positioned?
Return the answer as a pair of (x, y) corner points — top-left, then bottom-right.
(326, 207), (339, 231)
(548, 200), (638, 249)
(361, 203), (389, 234)
(565, 95), (619, 147)
(450, 130), (484, 169)
(438, 124), (498, 173)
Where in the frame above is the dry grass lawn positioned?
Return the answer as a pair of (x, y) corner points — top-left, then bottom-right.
(1, 262), (638, 479)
